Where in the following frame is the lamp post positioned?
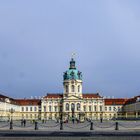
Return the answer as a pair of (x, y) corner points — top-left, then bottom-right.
(114, 108), (117, 121)
(9, 108), (15, 130)
(71, 104), (75, 124)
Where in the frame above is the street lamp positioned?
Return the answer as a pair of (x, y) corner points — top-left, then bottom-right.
(114, 108), (117, 121)
(71, 104), (75, 123)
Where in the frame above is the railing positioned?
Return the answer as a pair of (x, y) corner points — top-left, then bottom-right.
(0, 119), (140, 131)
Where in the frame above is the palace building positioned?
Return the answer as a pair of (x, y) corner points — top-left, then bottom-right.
(0, 58), (139, 121)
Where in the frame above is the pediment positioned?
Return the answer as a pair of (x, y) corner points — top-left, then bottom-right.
(63, 95), (83, 101)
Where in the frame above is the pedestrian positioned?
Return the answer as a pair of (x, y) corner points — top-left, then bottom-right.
(21, 119), (23, 127)
(23, 119), (26, 127)
(100, 118), (103, 123)
(72, 118), (74, 124)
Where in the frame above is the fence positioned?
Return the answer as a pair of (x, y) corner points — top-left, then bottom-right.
(0, 119), (140, 131)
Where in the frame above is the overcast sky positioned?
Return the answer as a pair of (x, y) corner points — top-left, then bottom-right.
(0, 0), (140, 98)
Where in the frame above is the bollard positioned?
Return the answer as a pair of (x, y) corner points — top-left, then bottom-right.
(115, 122), (119, 130)
(35, 121), (38, 130)
(10, 120), (13, 130)
(60, 121), (63, 130)
(90, 122), (93, 130)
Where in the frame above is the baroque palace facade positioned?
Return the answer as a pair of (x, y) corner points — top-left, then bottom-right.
(0, 58), (140, 120)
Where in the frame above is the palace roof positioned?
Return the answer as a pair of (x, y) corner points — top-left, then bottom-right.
(44, 93), (101, 99)
(14, 99), (41, 106)
(105, 98), (127, 105)
(82, 93), (101, 98)
(0, 94), (14, 100)
(44, 94), (63, 98)
(0, 93), (18, 105)
(124, 95), (140, 105)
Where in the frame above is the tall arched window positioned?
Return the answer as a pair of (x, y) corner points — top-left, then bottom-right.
(78, 85), (80, 93)
(49, 106), (52, 112)
(71, 103), (75, 111)
(77, 103), (80, 111)
(66, 85), (68, 93)
(66, 103), (69, 111)
(71, 85), (75, 92)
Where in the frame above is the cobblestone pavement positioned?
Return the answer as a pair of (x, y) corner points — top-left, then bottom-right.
(0, 137), (140, 140)
(0, 130), (140, 140)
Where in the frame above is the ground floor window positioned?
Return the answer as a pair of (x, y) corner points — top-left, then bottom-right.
(49, 114), (52, 120)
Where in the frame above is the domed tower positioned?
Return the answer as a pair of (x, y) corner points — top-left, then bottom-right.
(63, 58), (82, 97)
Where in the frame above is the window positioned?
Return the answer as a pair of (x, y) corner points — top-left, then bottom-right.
(89, 106), (91, 112)
(113, 107), (116, 111)
(60, 106), (63, 112)
(26, 114), (28, 118)
(49, 106), (52, 112)
(71, 103), (75, 111)
(44, 114), (47, 118)
(66, 85), (68, 92)
(66, 103), (69, 111)
(77, 103), (80, 111)
(30, 107), (32, 112)
(26, 107), (28, 112)
(71, 85), (75, 92)
(44, 106), (46, 112)
(83, 106), (86, 111)
(94, 105), (97, 111)
(109, 107), (112, 111)
(118, 107), (120, 111)
(49, 114), (52, 119)
(34, 107), (37, 112)
(54, 106), (57, 112)
(22, 107), (24, 112)
(78, 85), (80, 92)
(100, 106), (102, 112)
(30, 114), (32, 119)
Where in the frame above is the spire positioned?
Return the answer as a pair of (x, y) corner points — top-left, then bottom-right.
(63, 54), (82, 80)
(70, 52), (76, 69)
(70, 58), (76, 69)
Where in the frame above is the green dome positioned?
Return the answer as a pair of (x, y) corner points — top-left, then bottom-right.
(63, 58), (82, 80)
